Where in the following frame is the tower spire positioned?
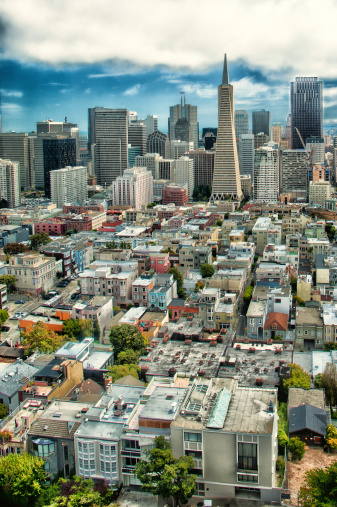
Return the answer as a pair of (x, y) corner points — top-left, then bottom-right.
(222, 53), (229, 86)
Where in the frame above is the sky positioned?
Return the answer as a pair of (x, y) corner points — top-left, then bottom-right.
(2, 0), (337, 135)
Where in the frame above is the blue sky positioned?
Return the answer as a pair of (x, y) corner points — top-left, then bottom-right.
(2, 0), (337, 134)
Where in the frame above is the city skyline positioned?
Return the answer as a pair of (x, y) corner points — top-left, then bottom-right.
(2, 1), (337, 133)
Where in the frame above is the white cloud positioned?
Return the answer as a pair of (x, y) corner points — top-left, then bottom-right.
(1, 102), (23, 111)
(1, 0), (337, 79)
(0, 89), (23, 98)
(124, 84), (141, 96)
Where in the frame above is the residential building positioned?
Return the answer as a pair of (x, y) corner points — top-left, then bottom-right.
(291, 77), (323, 149)
(132, 273), (155, 307)
(211, 55), (243, 201)
(111, 167), (153, 208)
(171, 378), (279, 503)
(322, 303), (337, 345)
(263, 312), (288, 340)
(168, 95), (198, 148)
(172, 157), (194, 198)
(88, 107), (128, 185)
(247, 301), (267, 339)
(234, 110), (249, 137)
(207, 269), (245, 297)
(50, 166), (88, 207)
(266, 286), (292, 317)
(0, 224), (29, 247)
(295, 307), (324, 350)
(162, 184), (188, 205)
(70, 297), (113, 341)
(263, 244), (299, 273)
(179, 245), (212, 269)
(0, 360), (38, 411)
(6, 253), (57, 295)
(307, 237), (330, 262)
(239, 134), (254, 178)
(253, 145), (279, 202)
(309, 180), (332, 205)
(0, 159), (20, 207)
(252, 110), (271, 138)
(280, 150), (308, 200)
(252, 217), (272, 254)
(255, 262), (290, 288)
(149, 252), (170, 273)
(40, 244), (76, 277)
(149, 273), (177, 310)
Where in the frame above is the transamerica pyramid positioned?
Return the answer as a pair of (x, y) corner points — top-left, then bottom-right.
(211, 54), (243, 201)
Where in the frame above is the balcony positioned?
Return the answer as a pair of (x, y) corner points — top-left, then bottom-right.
(237, 458), (258, 472)
(121, 449), (141, 457)
(122, 465), (136, 474)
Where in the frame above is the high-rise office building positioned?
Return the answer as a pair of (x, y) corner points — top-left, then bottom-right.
(146, 130), (168, 158)
(254, 133), (269, 149)
(0, 132), (34, 190)
(128, 122), (146, 156)
(135, 153), (162, 180)
(158, 159), (174, 180)
(111, 167), (153, 208)
(253, 144), (279, 202)
(88, 107), (128, 185)
(189, 149), (215, 186)
(142, 115), (158, 137)
(234, 110), (249, 137)
(168, 95), (198, 148)
(271, 123), (283, 144)
(204, 132), (217, 150)
(238, 134), (254, 178)
(37, 119), (80, 162)
(280, 149), (308, 200)
(34, 136), (76, 196)
(306, 137), (325, 164)
(0, 159), (20, 208)
(211, 55), (243, 201)
(172, 157), (194, 198)
(291, 77), (323, 149)
(50, 166), (88, 208)
(252, 109), (271, 138)
(166, 140), (193, 160)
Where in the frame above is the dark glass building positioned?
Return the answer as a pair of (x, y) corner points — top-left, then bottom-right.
(43, 138), (76, 197)
(146, 130), (168, 157)
(252, 109), (271, 137)
(291, 77), (323, 149)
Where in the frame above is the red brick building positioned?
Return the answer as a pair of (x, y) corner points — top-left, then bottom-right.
(162, 185), (188, 206)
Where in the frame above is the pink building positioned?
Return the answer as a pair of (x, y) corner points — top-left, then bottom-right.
(149, 252), (170, 273)
(35, 220), (68, 235)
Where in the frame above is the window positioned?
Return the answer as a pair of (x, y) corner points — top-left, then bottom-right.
(238, 443), (258, 471)
(184, 432), (202, 442)
(195, 482), (205, 496)
(185, 449), (202, 459)
(33, 441), (55, 457)
(238, 474), (258, 483)
(63, 445), (69, 462)
(124, 440), (140, 450)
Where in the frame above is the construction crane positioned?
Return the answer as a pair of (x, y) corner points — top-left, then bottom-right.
(295, 127), (306, 150)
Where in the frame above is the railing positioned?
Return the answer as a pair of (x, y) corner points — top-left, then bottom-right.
(121, 465), (136, 474)
(120, 449), (141, 457)
(237, 458), (258, 472)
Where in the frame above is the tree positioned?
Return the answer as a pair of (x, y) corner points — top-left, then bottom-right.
(324, 342), (337, 351)
(169, 267), (185, 298)
(194, 280), (205, 292)
(0, 310), (8, 325)
(278, 403), (289, 452)
(62, 319), (93, 340)
(135, 435), (196, 506)
(21, 321), (69, 354)
(290, 276), (297, 294)
(326, 223), (336, 242)
(283, 363), (311, 393)
(299, 462), (337, 507)
(0, 403), (8, 419)
(116, 348), (140, 365)
(326, 424), (337, 449)
(200, 263), (215, 278)
(30, 232), (51, 250)
(3, 243), (29, 256)
(107, 363), (140, 383)
(320, 363), (337, 408)
(0, 453), (46, 506)
(109, 324), (147, 359)
(215, 220), (223, 226)
(93, 319), (101, 341)
(243, 285), (253, 305)
(0, 275), (16, 293)
(288, 437), (305, 461)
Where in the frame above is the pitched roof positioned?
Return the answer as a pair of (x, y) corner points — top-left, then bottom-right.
(264, 312), (288, 331)
(28, 418), (81, 440)
(289, 403), (327, 436)
(113, 374), (145, 387)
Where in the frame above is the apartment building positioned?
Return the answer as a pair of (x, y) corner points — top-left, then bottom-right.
(149, 273), (177, 310)
(179, 245), (212, 269)
(132, 273), (155, 307)
(6, 253), (57, 295)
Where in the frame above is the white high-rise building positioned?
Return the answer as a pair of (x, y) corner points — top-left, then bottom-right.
(254, 145), (279, 202)
(165, 139), (194, 159)
(0, 159), (20, 208)
(135, 153), (162, 179)
(112, 167), (153, 208)
(50, 166), (88, 207)
(239, 134), (254, 178)
(309, 180), (332, 205)
(142, 115), (158, 136)
(172, 156), (194, 198)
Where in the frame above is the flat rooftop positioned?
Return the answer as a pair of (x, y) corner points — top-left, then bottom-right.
(139, 386), (187, 422)
(296, 307), (323, 326)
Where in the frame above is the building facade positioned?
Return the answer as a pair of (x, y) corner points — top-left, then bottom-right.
(50, 166), (88, 207)
(291, 77), (323, 149)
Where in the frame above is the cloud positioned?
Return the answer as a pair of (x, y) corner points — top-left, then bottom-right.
(1, 0), (337, 79)
(1, 102), (23, 111)
(0, 88), (23, 98)
(124, 84), (141, 96)
(168, 80), (217, 99)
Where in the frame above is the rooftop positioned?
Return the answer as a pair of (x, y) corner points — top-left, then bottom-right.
(296, 307), (323, 326)
(139, 386), (186, 422)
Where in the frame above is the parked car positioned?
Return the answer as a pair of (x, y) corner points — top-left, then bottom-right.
(14, 300), (25, 304)
(9, 315), (19, 320)
(1, 326), (10, 332)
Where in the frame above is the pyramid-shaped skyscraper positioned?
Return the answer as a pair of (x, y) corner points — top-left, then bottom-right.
(211, 55), (243, 201)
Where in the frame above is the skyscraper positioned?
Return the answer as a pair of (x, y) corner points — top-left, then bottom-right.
(0, 133), (34, 190)
(88, 107), (128, 186)
(172, 157), (194, 198)
(252, 109), (271, 138)
(146, 130), (168, 158)
(50, 166), (88, 207)
(211, 55), (243, 201)
(254, 144), (279, 202)
(291, 77), (323, 149)
(280, 149), (308, 200)
(239, 134), (254, 178)
(0, 159), (20, 208)
(168, 95), (198, 148)
(112, 167), (153, 208)
(234, 110), (249, 137)
(128, 122), (147, 156)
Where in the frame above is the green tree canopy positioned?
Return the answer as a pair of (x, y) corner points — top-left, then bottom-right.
(0, 453), (46, 506)
(30, 232), (52, 250)
(283, 363), (311, 393)
(135, 435), (196, 506)
(107, 363), (140, 383)
(169, 267), (185, 298)
(0, 275), (16, 293)
(320, 363), (337, 407)
(0, 310), (8, 325)
(62, 319), (93, 340)
(109, 323), (147, 359)
(3, 243), (29, 256)
(299, 461), (337, 507)
(21, 321), (70, 354)
(0, 403), (8, 419)
(116, 348), (141, 365)
(93, 319), (100, 341)
(288, 437), (305, 461)
(200, 263), (215, 278)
